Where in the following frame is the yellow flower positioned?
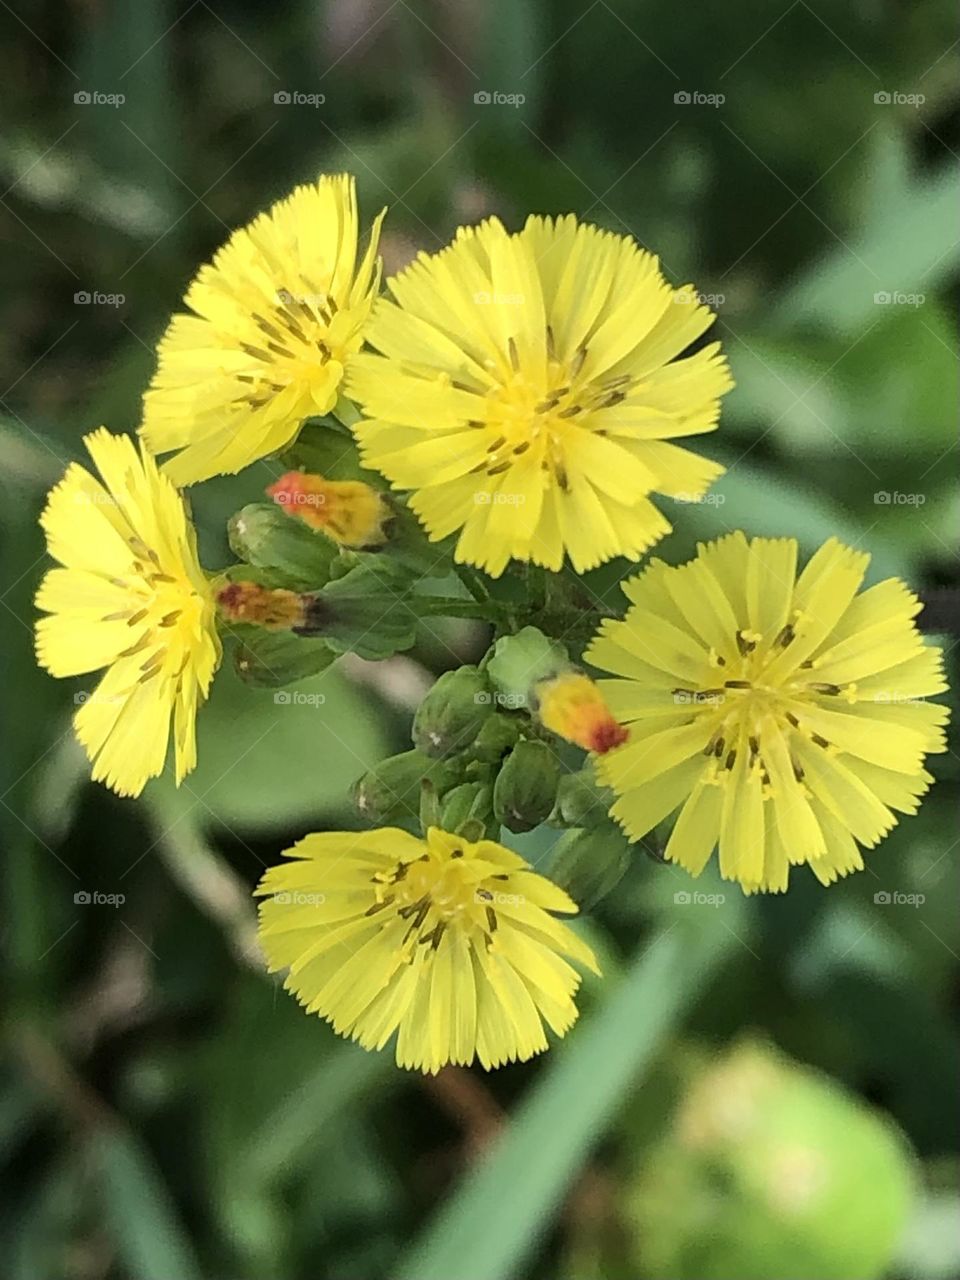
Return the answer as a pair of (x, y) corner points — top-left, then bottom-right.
(267, 470), (392, 549)
(140, 175), (386, 486)
(585, 533), (948, 893)
(35, 429), (221, 797)
(535, 670), (628, 753)
(256, 825), (599, 1073)
(346, 214), (732, 576)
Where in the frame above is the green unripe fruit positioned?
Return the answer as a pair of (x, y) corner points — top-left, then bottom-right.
(627, 1041), (917, 1280)
(493, 740), (562, 833)
(413, 666), (494, 757)
(352, 751), (461, 825)
(548, 823), (631, 909)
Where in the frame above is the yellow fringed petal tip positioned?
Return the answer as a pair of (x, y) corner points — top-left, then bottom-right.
(585, 533), (949, 895)
(255, 825), (600, 1074)
(140, 174), (387, 486)
(35, 429), (222, 798)
(345, 213), (732, 577)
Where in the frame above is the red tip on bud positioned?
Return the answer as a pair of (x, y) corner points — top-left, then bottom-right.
(535, 672), (628, 755)
(267, 470), (390, 549)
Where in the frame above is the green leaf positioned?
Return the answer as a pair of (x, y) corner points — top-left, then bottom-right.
(92, 1127), (202, 1280)
(395, 910), (741, 1280)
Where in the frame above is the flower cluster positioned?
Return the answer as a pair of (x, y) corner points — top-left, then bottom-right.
(34, 172), (949, 1072)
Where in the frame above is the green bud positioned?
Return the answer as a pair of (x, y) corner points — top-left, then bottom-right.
(472, 713), (522, 762)
(228, 503), (335, 586)
(233, 630), (336, 689)
(627, 1041), (917, 1280)
(296, 561), (417, 660)
(548, 823), (632, 910)
(485, 626), (571, 710)
(551, 763), (615, 827)
(439, 781), (495, 834)
(351, 750), (461, 825)
(493, 740), (562, 833)
(412, 666), (494, 757)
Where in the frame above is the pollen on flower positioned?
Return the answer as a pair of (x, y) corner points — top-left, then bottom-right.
(535, 671), (628, 754)
(267, 470), (391, 549)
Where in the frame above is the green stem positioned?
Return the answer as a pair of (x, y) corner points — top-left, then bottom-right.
(452, 561), (493, 604)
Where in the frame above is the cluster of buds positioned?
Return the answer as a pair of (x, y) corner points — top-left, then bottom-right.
(351, 627), (633, 906)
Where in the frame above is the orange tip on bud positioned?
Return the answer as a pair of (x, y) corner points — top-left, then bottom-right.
(535, 672), (628, 755)
(267, 471), (390, 549)
(216, 581), (306, 630)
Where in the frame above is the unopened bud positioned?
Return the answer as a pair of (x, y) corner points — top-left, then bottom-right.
(412, 666), (494, 757)
(439, 781), (495, 835)
(228, 503), (334, 583)
(267, 471), (392, 550)
(216, 580), (306, 630)
(472, 713), (522, 762)
(493, 740), (561, 833)
(551, 763), (615, 827)
(352, 750), (461, 824)
(548, 823), (632, 910)
(535, 671), (627, 754)
(486, 626), (571, 707)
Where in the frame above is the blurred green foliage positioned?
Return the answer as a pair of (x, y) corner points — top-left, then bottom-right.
(1, 2), (957, 1278)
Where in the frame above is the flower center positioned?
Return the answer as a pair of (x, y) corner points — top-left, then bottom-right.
(673, 626), (856, 789)
(477, 329), (639, 489)
(233, 288), (351, 406)
(371, 846), (505, 954)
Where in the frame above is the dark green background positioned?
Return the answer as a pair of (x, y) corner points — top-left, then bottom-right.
(1, 2), (957, 1278)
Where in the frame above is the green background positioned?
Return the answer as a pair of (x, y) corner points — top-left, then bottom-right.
(1, 2), (957, 1277)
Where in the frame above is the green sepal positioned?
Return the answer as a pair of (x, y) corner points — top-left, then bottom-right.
(412, 666), (495, 757)
(485, 626), (572, 709)
(493, 740), (562, 833)
(351, 750), (463, 826)
(550, 762), (615, 827)
(228, 502), (336, 588)
(296, 560), (418, 660)
(231, 627), (336, 689)
(548, 822), (632, 910)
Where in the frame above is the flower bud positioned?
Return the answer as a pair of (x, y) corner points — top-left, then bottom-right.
(228, 502), (334, 584)
(472, 712), (522, 763)
(551, 763), (615, 827)
(412, 666), (494, 757)
(493, 740), (562, 833)
(234, 631), (334, 689)
(216, 580), (306, 630)
(548, 823), (632, 909)
(267, 470), (392, 550)
(351, 750), (461, 825)
(535, 671), (627, 754)
(439, 781), (495, 835)
(486, 626), (570, 710)
(626, 1041), (917, 1280)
